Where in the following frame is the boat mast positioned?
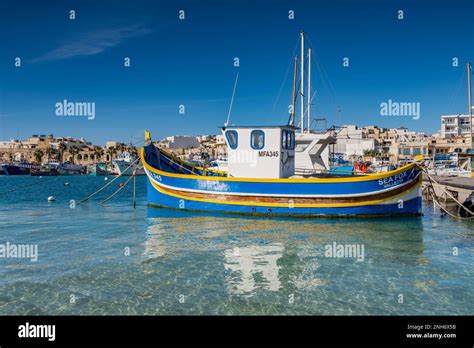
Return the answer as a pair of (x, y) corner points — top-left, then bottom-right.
(468, 61), (472, 149)
(290, 56), (298, 127)
(300, 31), (305, 133)
(307, 48), (312, 133)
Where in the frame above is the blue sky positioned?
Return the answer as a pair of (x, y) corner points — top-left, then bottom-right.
(0, 0), (473, 145)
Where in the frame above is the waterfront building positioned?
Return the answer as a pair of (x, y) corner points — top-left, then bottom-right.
(440, 114), (472, 138)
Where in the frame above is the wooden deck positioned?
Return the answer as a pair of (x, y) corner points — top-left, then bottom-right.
(424, 176), (474, 190)
(422, 175), (474, 203)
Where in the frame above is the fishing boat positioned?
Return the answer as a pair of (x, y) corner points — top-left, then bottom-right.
(140, 31), (422, 217)
(141, 128), (422, 217)
(113, 152), (145, 176)
(89, 162), (109, 176)
(47, 160), (85, 175)
(1, 162), (42, 175)
(31, 164), (60, 176)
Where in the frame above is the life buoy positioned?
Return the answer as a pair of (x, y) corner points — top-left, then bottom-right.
(355, 162), (369, 173)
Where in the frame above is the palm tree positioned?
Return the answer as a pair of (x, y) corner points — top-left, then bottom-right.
(58, 142), (67, 163)
(94, 147), (104, 163)
(33, 149), (44, 164)
(68, 146), (79, 164)
(128, 145), (138, 156)
(106, 146), (117, 163)
(45, 146), (53, 162)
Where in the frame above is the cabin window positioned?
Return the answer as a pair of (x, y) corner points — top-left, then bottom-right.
(282, 130), (295, 150)
(250, 130), (265, 149)
(225, 130), (238, 149)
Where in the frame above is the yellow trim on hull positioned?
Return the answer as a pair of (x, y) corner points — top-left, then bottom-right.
(149, 177), (422, 208)
(140, 147), (419, 184)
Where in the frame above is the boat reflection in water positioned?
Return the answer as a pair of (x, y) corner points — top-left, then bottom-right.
(224, 244), (284, 294)
(144, 208), (424, 301)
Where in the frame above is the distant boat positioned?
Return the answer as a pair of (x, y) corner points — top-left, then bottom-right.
(47, 160), (85, 175)
(113, 152), (145, 176)
(1, 162), (42, 175)
(89, 163), (109, 176)
(208, 158), (228, 172)
(31, 164), (60, 176)
(428, 153), (472, 177)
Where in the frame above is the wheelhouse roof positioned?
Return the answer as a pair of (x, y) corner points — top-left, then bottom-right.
(221, 125), (297, 130)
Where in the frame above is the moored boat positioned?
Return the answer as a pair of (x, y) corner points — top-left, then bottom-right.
(1, 162), (42, 175)
(113, 152), (145, 176)
(31, 164), (60, 176)
(141, 128), (422, 217)
(89, 162), (109, 176)
(140, 31), (422, 217)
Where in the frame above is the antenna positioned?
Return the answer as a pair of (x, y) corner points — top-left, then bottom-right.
(307, 47), (311, 133)
(225, 71), (239, 127)
(300, 31), (305, 133)
(290, 56), (298, 127)
(468, 62), (472, 149)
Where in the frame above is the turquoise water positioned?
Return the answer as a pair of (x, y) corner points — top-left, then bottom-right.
(0, 175), (473, 315)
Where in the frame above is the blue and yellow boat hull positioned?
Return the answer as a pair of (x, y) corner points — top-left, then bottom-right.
(141, 143), (422, 217)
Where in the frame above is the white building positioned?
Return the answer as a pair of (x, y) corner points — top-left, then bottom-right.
(333, 125), (375, 157)
(441, 114), (472, 138)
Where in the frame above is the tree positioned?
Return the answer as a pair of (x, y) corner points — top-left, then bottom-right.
(58, 142), (67, 163)
(363, 149), (378, 157)
(68, 146), (79, 164)
(45, 146), (55, 161)
(105, 147), (117, 163)
(94, 147), (104, 163)
(33, 149), (44, 164)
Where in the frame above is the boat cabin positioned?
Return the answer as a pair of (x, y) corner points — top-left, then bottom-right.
(221, 125), (296, 178)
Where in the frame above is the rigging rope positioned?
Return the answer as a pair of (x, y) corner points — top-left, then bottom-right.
(272, 35), (301, 115)
(78, 157), (139, 205)
(225, 71), (239, 127)
(420, 165), (474, 218)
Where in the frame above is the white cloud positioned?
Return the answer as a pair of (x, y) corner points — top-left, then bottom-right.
(30, 24), (151, 63)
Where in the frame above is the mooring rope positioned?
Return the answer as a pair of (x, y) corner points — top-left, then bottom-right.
(420, 166), (474, 218)
(99, 173), (135, 205)
(78, 157), (139, 205)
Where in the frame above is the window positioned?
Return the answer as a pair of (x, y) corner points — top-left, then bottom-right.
(282, 130), (295, 150)
(225, 130), (238, 149)
(250, 130), (265, 149)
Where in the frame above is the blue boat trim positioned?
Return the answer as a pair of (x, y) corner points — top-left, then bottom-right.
(141, 141), (423, 217)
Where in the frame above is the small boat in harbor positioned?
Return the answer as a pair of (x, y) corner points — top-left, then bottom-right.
(31, 164), (60, 176)
(47, 160), (85, 175)
(89, 162), (109, 176)
(113, 152), (145, 176)
(0, 162), (42, 175)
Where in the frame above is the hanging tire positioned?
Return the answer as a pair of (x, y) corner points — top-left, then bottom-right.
(459, 192), (474, 218)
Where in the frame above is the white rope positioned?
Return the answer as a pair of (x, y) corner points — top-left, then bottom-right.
(78, 157), (139, 205)
(429, 189), (473, 220)
(225, 71), (239, 127)
(100, 174), (135, 205)
(421, 166), (474, 216)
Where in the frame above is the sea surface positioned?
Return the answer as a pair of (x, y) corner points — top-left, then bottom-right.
(0, 175), (473, 315)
